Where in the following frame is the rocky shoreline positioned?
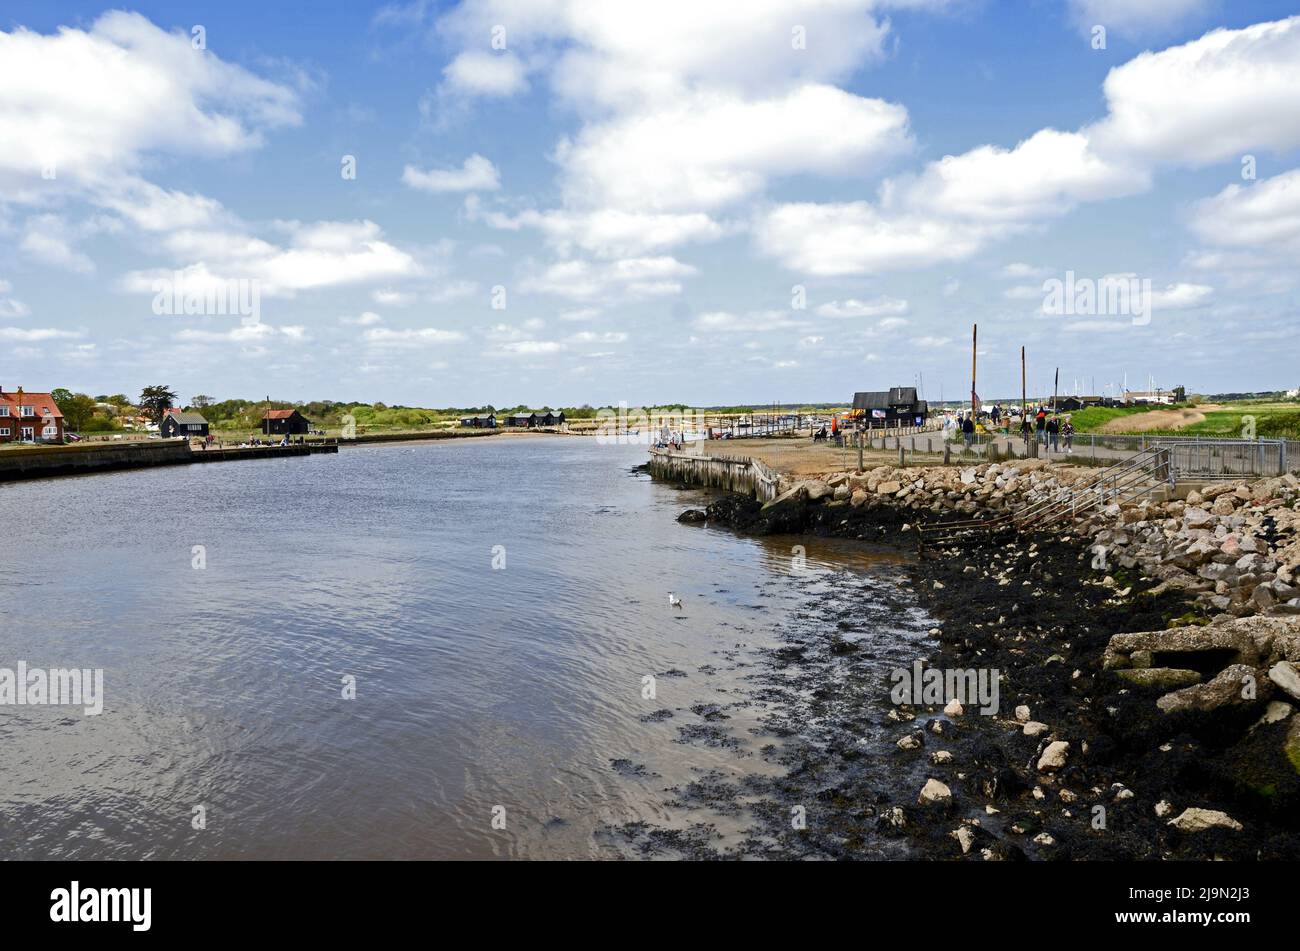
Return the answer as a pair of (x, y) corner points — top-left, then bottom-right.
(658, 459), (1300, 860)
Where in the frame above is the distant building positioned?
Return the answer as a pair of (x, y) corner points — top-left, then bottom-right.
(504, 412), (538, 428)
(1123, 386), (1184, 405)
(261, 408), (311, 435)
(852, 386), (928, 426)
(0, 385), (64, 443)
(1055, 395), (1105, 412)
(161, 411), (210, 439)
(459, 413), (497, 428)
(538, 411), (566, 427)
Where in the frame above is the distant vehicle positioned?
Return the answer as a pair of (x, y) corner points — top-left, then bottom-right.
(111, 435), (124, 440)
(63, 433), (82, 443)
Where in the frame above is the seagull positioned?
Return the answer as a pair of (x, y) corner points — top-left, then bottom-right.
(668, 592), (682, 610)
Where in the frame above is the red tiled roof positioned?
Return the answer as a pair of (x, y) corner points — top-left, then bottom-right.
(0, 390), (63, 419)
(263, 409), (297, 419)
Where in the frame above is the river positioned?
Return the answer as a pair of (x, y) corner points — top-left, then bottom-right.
(0, 435), (926, 859)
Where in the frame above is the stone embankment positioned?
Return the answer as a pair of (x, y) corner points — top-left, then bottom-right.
(669, 456), (1300, 858)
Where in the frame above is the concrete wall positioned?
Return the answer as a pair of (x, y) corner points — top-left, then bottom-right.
(0, 440), (192, 481)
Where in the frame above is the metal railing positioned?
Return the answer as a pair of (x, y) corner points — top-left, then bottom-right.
(1151, 437), (1288, 480)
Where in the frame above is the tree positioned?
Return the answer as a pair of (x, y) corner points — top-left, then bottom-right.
(191, 394), (214, 410)
(51, 388), (73, 405)
(139, 385), (178, 425)
(60, 393), (97, 432)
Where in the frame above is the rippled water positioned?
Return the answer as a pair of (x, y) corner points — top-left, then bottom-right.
(0, 436), (917, 859)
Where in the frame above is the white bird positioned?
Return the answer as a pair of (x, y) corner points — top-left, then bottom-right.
(668, 592), (682, 610)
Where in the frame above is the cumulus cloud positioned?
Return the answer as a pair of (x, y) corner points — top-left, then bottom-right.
(362, 327), (466, 346)
(815, 296), (909, 318)
(441, 51), (529, 97)
(402, 154), (500, 192)
(522, 256), (697, 300)
(0, 11), (299, 193)
(1089, 16), (1300, 165)
(120, 219), (420, 298)
(759, 16), (1300, 275)
(1190, 167), (1300, 255)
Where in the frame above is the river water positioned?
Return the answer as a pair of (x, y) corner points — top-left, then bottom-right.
(0, 435), (924, 859)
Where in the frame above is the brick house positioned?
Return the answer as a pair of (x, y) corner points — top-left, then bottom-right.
(0, 385), (65, 443)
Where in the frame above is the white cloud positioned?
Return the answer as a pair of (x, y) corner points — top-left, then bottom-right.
(474, 204), (723, 258)
(568, 330), (627, 344)
(174, 323), (305, 344)
(403, 154), (500, 192)
(341, 311), (384, 326)
(20, 219), (96, 274)
(756, 201), (995, 276)
(1190, 168), (1300, 255)
(815, 296), (909, 319)
(1002, 262), (1052, 279)
(1067, 0), (1212, 34)
(522, 256), (697, 300)
(496, 340), (565, 355)
(759, 18), (1300, 276)
(0, 280), (29, 318)
(121, 219), (421, 298)
(693, 310), (800, 333)
(1090, 16), (1300, 165)
(558, 84), (911, 213)
(0, 11), (299, 192)
(0, 326), (83, 341)
(442, 51), (529, 97)
(1150, 282), (1213, 309)
(362, 327), (466, 346)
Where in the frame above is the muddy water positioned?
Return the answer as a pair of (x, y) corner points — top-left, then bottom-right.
(0, 436), (931, 859)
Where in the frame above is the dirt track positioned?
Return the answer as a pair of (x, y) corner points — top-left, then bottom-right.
(1098, 404), (1223, 433)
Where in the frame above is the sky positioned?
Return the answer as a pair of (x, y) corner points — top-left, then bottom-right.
(1, 0), (1298, 408)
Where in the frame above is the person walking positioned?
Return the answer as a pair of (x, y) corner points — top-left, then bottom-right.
(1062, 416), (1075, 454)
(962, 412), (975, 449)
(1047, 414), (1059, 452)
(1035, 407), (1047, 445)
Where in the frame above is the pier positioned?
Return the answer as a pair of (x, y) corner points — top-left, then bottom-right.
(647, 447), (781, 502)
(0, 439), (338, 482)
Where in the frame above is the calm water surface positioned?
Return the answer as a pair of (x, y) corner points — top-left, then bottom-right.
(0, 436), (915, 859)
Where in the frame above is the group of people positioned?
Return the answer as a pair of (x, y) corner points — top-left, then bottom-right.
(1014, 406), (1075, 453)
(945, 405), (1076, 454)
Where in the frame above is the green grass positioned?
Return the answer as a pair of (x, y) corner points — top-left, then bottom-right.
(1070, 399), (1300, 438)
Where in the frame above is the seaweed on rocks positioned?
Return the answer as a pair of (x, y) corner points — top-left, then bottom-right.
(618, 487), (1300, 861)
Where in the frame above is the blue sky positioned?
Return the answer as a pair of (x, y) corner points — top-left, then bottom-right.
(1, 0), (1298, 407)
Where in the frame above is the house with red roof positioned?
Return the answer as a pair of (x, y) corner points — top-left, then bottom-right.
(261, 408), (311, 436)
(0, 385), (64, 444)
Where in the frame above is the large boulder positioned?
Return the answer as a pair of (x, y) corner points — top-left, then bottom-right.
(1156, 664), (1268, 715)
(1268, 661), (1300, 703)
(1103, 620), (1271, 670)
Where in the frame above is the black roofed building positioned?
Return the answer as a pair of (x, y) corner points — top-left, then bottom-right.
(161, 410), (209, 439)
(504, 412), (538, 428)
(261, 408), (311, 435)
(459, 413), (497, 428)
(852, 386), (928, 426)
